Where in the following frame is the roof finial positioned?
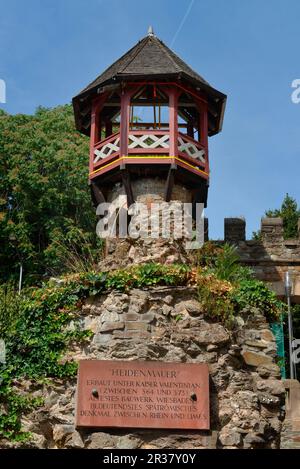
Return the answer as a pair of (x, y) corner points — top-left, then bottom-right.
(148, 25), (155, 37)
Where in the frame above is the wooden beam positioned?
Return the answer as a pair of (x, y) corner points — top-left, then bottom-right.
(89, 103), (99, 175)
(89, 94), (108, 175)
(121, 169), (134, 207)
(90, 182), (106, 207)
(192, 182), (209, 214)
(164, 166), (176, 202)
(119, 85), (141, 157)
(126, 81), (209, 106)
(120, 90), (131, 157)
(168, 87), (180, 161)
(197, 100), (209, 174)
(178, 108), (194, 123)
(104, 102), (196, 108)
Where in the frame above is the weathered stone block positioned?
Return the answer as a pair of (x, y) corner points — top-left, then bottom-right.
(113, 330), (150, 339)
(257, 363), (281, 379)
(101, 309), (120, 323)
(100, 322), (125, 333)
(260, 329), (275, 341)
(87, 432), (116, 449)
(29, 433), (47, 449)
(175, 299), (203, 317)
(224, 218), (246, 244)
(218, 427), (243, 447)
(128, 290), (149, 315)
(52, 424), (74, 443)
(241, 350), (273, 367)
(92, 332), (111, 345)
(245, 340), (268, 349)
(194, 324), (230, 345)
(207, 344), (218, 352)
(116, 435), (142, 449)
(163, 295), (173, 305)
(255, 379), (285, 396)
(162, 304), (173, 316)
(124, 312), (140, 321)
(139, 312), (155, 323)
(65, 430), (84, 449)
(125, 321), (150, 331)
(261, 217), (283, 244)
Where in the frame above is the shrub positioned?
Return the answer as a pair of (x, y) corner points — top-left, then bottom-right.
(0, 283), (21, 339)
(230, 279), (284, 322)
(47, 229), (104, 276)
(211, 244), (253, 283)
(196, 241), (223, 268)
(197, 272), (235, 325)
(106, 263), (190, 291)
(197, 242), (253, 283)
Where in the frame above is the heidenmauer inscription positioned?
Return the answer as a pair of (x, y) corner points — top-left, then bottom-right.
(76, 360), (209, 430)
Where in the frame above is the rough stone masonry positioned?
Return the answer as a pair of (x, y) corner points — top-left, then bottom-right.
(4, 215), (300, 449)
(1, 283), (285, 449)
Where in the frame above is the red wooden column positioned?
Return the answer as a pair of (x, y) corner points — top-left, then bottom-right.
(89, 94), (107, 177)
(198, 100), (209, 175)
(89, 101), (100, 176)
(119, 85), (141, 166)
(120, 89), (131, 159)
(168, 87), (180, 164)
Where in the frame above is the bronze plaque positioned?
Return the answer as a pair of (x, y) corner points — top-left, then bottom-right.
(76, 360), (209, 430)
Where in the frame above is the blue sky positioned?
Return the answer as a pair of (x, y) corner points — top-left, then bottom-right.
(1, 0), (300, 239)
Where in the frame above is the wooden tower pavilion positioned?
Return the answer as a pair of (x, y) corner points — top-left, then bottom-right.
(72, 28), (226, 213)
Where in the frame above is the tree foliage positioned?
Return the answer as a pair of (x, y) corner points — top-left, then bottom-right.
(0, 105), (101, 284)
(253, 193), (300, 240)
(266, 193), (300, 239)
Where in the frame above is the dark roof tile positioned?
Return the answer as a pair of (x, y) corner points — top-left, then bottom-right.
(73, 33), (226, 135)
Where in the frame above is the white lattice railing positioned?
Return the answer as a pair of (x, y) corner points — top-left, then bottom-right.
(92, 131), (206, 168)
(178, 133), (205, 163)
(94, 133), (120, 163)
(128, 130), (169, 152)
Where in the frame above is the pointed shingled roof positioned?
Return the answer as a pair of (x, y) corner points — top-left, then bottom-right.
(73, 33), (226, 136)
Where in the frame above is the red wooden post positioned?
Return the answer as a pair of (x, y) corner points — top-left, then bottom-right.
(89, 101), (99, 175)
(198, 101), (209, 174)
(168, 87), (179, 161)
(89, 94), (108, 177)
(120, 90), (131, 157)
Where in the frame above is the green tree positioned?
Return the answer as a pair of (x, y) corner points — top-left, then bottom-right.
(0, 105), (101, 284)
(253, 194), (300, 240)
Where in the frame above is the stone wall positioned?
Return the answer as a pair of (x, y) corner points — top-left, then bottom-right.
(107, 178), (193, 205)
(209, 217), (300, 300)
(1, 286), (285, 449)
